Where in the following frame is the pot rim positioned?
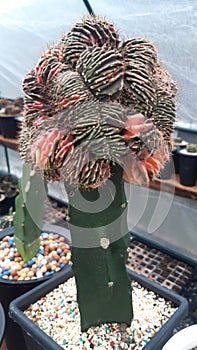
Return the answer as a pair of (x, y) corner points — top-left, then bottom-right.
(178, 148), (197, 156)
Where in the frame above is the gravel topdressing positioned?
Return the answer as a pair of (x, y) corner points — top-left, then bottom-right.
(0, 232), (71, 280)
(24, 276), (178, 349)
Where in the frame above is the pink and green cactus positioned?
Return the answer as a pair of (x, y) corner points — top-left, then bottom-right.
(15, 15), (176, 330)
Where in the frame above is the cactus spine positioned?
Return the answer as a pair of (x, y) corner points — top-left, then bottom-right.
(13, 163), (46, 262)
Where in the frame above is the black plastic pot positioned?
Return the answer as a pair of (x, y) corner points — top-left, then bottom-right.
(9, 266), (188, 350)
(160, 157), (175, 180)
(0, 174), (19, 215)
(178, 149), (197, 186)
(0, 303), (6, 346)
(0, 173), (19, 185)
(172, 141), (188, 174)
(0, 115), (19, 139)
(0, 224), (71, 350)
(172, 147), (180, 174)
(0, 189), (18, 216)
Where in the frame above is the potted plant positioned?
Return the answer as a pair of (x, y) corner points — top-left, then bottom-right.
(178, 143), (197, 186)
(0, 98), (9, 109)
(173, 137), (188, 148)
(172, 137), (188, 174)
(0, 98), (23, 139)
(10, 266), (188, 350)
(0, 98), (9, 135)
(7, 13), (187, 349)
(0, 164), (71, 350)
(159, 137), (190, 179)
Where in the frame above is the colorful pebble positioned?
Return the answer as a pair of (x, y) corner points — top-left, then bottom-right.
(0, 232), (70, 281)
(24, 277), (177, 349)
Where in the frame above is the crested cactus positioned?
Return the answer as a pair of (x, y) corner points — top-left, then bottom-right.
(13, 163), (46, 262)
(18, 15), (177, 331)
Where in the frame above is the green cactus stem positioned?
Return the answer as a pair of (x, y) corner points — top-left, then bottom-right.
(65, 164), (133, 331)
(13, 163), (46, 262)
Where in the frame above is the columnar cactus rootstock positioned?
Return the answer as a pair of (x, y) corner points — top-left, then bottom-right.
(65, 164), (133, 330)
(18, 15), (177, 330)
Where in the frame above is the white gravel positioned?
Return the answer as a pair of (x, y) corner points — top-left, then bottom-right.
(24, 276), (177, 349)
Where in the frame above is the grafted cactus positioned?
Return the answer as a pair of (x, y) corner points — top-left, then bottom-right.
(18, 15), (177, 331)
(13, 163), (46, 262)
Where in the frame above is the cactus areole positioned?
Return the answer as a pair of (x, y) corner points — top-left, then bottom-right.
(18, 16), (176, 330)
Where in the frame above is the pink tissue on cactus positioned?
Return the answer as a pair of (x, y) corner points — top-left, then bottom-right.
(123, 114), (153, 141)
